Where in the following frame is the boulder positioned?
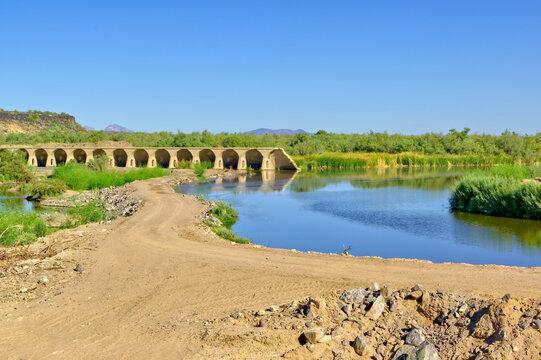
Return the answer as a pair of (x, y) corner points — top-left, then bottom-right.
(351, 336), (371, 356)
(367, 295), (386, 320)
(302, 328), (323, 344)
(405, 328), (425, 346)
(340, 287), (367, 304)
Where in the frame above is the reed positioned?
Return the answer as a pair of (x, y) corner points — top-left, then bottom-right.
(293, 152), (515, 170)
(450, 166), (541, 220)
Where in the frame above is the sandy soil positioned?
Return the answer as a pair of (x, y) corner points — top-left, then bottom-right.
(0, 175), (539, 359)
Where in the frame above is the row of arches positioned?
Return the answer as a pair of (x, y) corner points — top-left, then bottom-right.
(16, 148), (268, 169)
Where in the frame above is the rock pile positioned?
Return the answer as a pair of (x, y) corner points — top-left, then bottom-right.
(202, 283), (541, 359)
(40, 183), (144, 219)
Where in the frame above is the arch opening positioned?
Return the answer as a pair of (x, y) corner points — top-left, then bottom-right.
(222, 149), (239, 169)
(134, 149), (149, 167)
(155, 149), (171, 168)
(73, 149), (87, 164)
(93, 149), (106, 158)
(54, 149), (68, 166)
(35, 149), (48, 167)
(176, 149), (193, 168)
(113, 149), (128, 167)
(246, 149), (263, 170)
(270, 149), (297, 170)
(199, 149), (216, 168)
(18, 149), (29, 162)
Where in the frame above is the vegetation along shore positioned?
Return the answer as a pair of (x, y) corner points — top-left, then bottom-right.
(450, 165), (541, 220)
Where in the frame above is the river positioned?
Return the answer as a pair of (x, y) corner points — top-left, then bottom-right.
(178, 167), (541, 267)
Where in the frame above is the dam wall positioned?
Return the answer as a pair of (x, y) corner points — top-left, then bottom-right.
(0, 145), (299, 171)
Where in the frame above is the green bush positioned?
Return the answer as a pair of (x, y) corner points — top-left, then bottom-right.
(207, 200), (239, 228)
(28, 179), (67, 198)
(450, 175), (541, 219)
(0, 149), (33, 182)
(0, 211), (48, 246)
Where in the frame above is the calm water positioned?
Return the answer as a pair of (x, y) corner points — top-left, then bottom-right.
(0, 195), (36, 212)
(179, 168), (541, 267)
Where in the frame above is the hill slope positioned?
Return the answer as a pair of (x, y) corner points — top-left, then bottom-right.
(0, 110), (84, 134)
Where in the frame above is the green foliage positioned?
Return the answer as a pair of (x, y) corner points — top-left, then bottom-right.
(0, 211), (48, 246)
(52, 161), (168, 190)
(87, 155), (110, 171)
(212, 226), (251, 244)
(0, 149), (33, 182)
(294, 152), (515, 170)
(176, 159), (192, 169)
(27, 179), (67, 198)
(1, 128), (539, 161)
(194, 162), (210, 181)
(450, 172), (541, 220)
(66, 203), (106, 226)
(207, 200), (239, 228)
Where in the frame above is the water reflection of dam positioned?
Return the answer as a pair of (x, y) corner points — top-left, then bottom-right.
(205, 171), (298, 193)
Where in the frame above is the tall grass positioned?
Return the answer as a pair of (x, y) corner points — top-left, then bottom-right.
(450, 165), (541, 220)
(0, 211), (48, 246)
(293, 152), (515, 170)
(52, 162), (168, 190)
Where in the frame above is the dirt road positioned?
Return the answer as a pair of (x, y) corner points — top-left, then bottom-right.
(1, 176), (539, 359)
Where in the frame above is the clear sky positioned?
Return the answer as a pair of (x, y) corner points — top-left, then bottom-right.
(1, 1), (540, 134)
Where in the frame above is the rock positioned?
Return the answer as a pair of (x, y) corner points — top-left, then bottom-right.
(471, 314), (494, 339)
(257, 310), (266, 316)
(318, 334), (332, 343)
(340, 287), (367, 304)
(302, 328), (324, 344)
(74, 264), (84, 272)
(341, 303), (352, 316)
(19, 287), (28, 293)
(351, 336), (371, 356)
(532, 319), (541, 330)
(269, 305), (279, 312)
(405, 328), (425, 346)
(416, 341), (439, 360)
(258, 319), (268, 327)
(381, 286), (392, 297)
(367, 295), (386, 320)
(411, 284), (424, 292)
(305, 321), (311, 327)
(369, 282), (381, 291)
(205, 214), (223, 226)
(38, 275), (48, 285)
(392, 341), (439, 360)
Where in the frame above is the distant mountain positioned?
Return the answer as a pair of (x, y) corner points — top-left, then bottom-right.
(83, 125), (95, 131)
(245, 128), (309, 136)
(104, 124), (134, 133)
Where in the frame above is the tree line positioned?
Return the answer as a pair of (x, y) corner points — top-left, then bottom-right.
(1, 128), (539, 162)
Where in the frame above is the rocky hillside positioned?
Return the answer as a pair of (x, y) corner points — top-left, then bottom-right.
(0, 110), (85, 134)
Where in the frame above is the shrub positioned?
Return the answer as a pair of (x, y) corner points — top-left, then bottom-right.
(0, 149), (33, 182)
(450, 175), (541, 219)
(28, 179), (67, 198)
(207, 200), (239, 228)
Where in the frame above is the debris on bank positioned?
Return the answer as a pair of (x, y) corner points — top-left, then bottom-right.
(40, 183), (144, 219)
(202, 284), (541, 359)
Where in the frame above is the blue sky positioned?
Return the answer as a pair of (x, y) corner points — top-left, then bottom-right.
(1, 1), (540, 134)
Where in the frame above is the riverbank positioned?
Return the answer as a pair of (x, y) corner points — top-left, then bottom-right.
(292, 152), (519, 170)
(0, 173), (539, 359)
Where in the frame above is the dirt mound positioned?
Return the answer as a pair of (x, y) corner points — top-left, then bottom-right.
(201, 284), (541, 359)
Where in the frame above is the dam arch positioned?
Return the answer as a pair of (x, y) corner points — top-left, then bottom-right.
(134, 149), (149, 167)
(222, 149), (239, 169)
(35, 149), (48, 167)
(246, 149), (263, 170)
(73, 149), (87, 164)
(155, 149), (171, 168)
(177, 149), (193, 168)
(54, 149), (68, 166)
(199, 149), (216, 166)
(113, 149), (128, 167)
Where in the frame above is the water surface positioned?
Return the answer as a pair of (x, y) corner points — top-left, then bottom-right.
(179, 168), (541, 267)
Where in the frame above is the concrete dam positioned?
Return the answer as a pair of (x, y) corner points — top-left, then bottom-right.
(0, 144), (299, 170)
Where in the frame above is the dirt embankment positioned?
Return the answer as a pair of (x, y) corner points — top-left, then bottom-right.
(0, 171), (539, 359)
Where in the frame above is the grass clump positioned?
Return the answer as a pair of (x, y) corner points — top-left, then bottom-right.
(65, 203), (106, 227)
(450, 165), (541, 219)
(52, 161), (168, 190)
(0, 212), (49, 246)
(194, 162), (211, 181)
(199, 197), (251, 244)
(27, 179), (67, 198)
